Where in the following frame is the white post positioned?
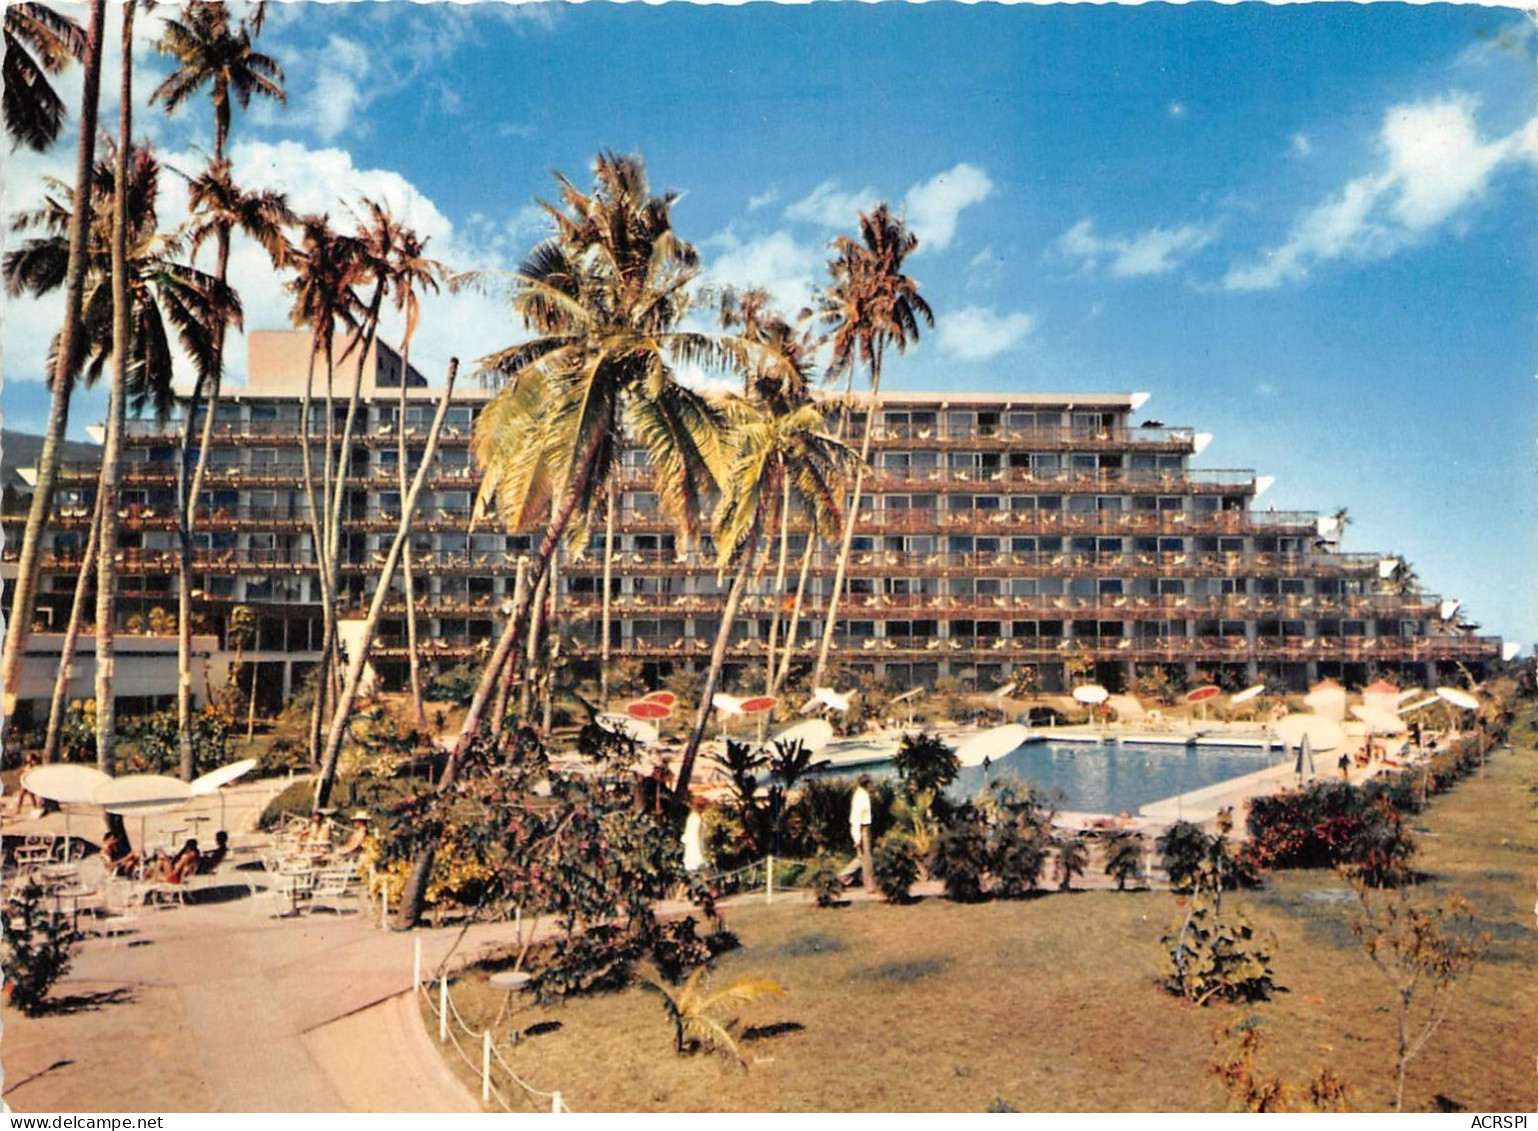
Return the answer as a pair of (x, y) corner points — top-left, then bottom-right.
(439, 977), (448, 1043)
(766, 854), (774, 904)
(552, 1092), (563, 1114)
(481, 1030), (491, 1104)
(380, 886), (388, 931)
(413, 935), (422, 989)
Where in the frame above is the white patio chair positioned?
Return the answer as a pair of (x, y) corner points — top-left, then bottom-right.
(307, 867), (358, 915)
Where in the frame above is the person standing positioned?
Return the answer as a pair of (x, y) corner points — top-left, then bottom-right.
(682, 796), (708, 874)
(840, 773), (876, 893)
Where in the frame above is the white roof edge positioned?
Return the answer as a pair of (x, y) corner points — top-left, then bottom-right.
(813, 390), (1147, 408)
(1253, 474), (1276, 498)
(1129, 392), (1151, 411)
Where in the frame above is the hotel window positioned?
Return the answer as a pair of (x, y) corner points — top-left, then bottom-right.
(907, 535), (935, 553)
(1098, 578), (1124, 595)
(1158, 537), (1184, 552)
(1219, 578), (1246, 594)
(976, 578), (1002, 596)
(440, 534), (468, 553)
(1280, 579), (1306, 595)
(1096, 495), (1122, 512)
(1068, 495), (1095, 514)
(975, 537), (1000, 553)
(1157, 578), (1186, 595)
(848, 621), (875, 638)
(1131, 494), (1158, 511)
(851, 536), (875, 552)
(446, 406), (473, 429)
(1039, 619), (1064, 636)
(1097, 620), (1125, 637)
(1012, 537), (1037, 553)
(976, 495), (1001, 511)
(1069, 577), (1097, 597)
(881, 451), (910, 471)
(1011, 620), (1038, 637)
(1193, 496), (1220, 512)
(977, 620), (1001, 637)
(1037, 495), (1062, 511)
(1034, 454), (1062, 472)
(1159, 496), (1182, 511)
(1010, 577), (1038, 595)
(1038, 536), (1063, 552)
(1097, 537), (1123, 553)
(886, 620), (911, 639)
(1343, 620), (1366, 636)
(1070, 454), (1098, 471)
(1219, 537), (1244, 553)
(977, 412), (1001, 437)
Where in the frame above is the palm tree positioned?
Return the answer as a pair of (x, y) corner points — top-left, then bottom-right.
(153, 0), (287, 779)
(810, 204), (932, 689)
(41, 492), (103, 764)
(675, 399), (852, 799)
(1, 0), (105, 720)
(636, 963), (784, 1066)
(150, 0), (282, 161)
(383, 221), (443, 732)
(283, 213), (361, 761)
(398, 152), (730, 926)
(172, 158), (292, 775)
(95, 0), (139, 774)
(3, 2), (84, 152)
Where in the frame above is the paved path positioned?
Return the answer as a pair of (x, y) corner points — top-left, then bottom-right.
(3, 777), (519, 1113)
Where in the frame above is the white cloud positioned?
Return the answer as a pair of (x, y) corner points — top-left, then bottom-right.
(1054, 218), (1217, 278)
(747, 187), (779, 212)
(306, 36), (371, 142)
(1168, 102), (1187, 120)
(784, 180), (879, 229)
(701, 229), (823, 318)
(903, 163), (994, 253)
(936, 306), (1035, 361)
(1225, 94), (1535, 291)
(1291, 133), (1313, 158)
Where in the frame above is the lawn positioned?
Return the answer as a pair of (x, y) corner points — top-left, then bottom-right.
(434, 738), (1538, 1112)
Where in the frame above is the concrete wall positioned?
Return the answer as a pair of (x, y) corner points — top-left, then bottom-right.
(14, 633), (227, 708)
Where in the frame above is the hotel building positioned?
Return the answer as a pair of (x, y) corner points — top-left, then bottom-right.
(2, 329), (1502, 719)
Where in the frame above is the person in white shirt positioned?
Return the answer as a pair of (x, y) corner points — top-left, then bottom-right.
(839, 774), (876, 892)
(682, 796), (708, 873)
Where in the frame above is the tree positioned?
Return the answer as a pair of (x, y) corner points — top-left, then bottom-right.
(636, 963), (785, 1066)
(153, 0), (288, 780)
(675, 399), (852, 799)
(1349, 879), (1486, 1112)
(3, 2), (84, 152)
(810, 204), (932, 689)
(41, 492), (103, 763)
(1, 0), (105, 719)
(1103, 829), (1145, 891)
(398, 153), (730, 927)
(891, 730), (959, 798)
(1053, 833), (1089, 891)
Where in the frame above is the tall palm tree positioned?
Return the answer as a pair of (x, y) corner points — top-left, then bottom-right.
(153, 0), (287, 779)
(1, 0), (105, 720)
(283, 213), (361, 762)
(150, 0), (282, 162)
(384, 222), (443, 732)
(95, 0), (138, 774)
(41, 491), (102, 764)
(675, 399), (852, 799)
(398, 152), (730, 927)
(3, 2), (84, 152)
(810, 204), (932, 689)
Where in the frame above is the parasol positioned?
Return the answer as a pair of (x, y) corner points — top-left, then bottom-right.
(95, 774), (194, 852)
(20, 764), (112, 853)
(1350, 705), (1405, 734)
(766, 718), (835, 755)
(641, 691), (677, 707)
(739, 695), (779, 715)
(1185, 685), (1221, 703)
(711, 694), (747, 716)
(1435, 686), (1478, 711)
(1072, 684), (1108, 705)
(1230, 684), (1267, 705)
(954, 724), (1031, 768)
(1272, 713), (1345, 753)
(596, 713), (659, 746)
(626, 699), (673, 721)
(190, 758), (258, 831)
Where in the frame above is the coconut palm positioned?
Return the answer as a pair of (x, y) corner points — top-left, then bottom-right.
(150, 0), (282, 161)
(153, 0), (287, 779)
(3, 2), (84, 152)
(1, 0), (105, 719)
(41, 492), (103, 764)
(398, 152), (730, 927)
(675, 399), (853, 799)
(810, 204), (932, 688)
(636, 963), (784, 1065)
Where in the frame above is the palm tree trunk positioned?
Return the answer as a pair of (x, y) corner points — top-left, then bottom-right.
(520, 569), (549, 720)
(314, 363), (457, 811)
(764, 476), (792, 697)
(490, 556), (527, 732)
(246, 656), (259, 742)
(399, 343), (428, 732)
(772, 531), (817, 697)
(94, 0), (133, 775)
(399, 439), (603, 928)
(1, 0), (106, 717)
(42, 491), (104, 764)
(812, 347), (883, 688)
(600, 480), (616, 705)
(299, 342), (334, 768)
(176, 222), (232, 780)
(676, 550), (755, 800)
(542, 546), (559, 734)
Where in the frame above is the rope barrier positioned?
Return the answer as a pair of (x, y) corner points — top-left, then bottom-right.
(419, 974), (573, 1112)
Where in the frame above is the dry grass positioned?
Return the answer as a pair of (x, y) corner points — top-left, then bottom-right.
(430, 739), (1538, 1113)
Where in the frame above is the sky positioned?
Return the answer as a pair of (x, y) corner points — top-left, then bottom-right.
(2, 1), (1536, 651)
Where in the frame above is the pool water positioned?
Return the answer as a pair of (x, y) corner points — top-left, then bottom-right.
(950, 740), (1281, 815)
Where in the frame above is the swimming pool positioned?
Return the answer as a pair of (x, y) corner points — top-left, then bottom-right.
(950, 739), (1281, 814)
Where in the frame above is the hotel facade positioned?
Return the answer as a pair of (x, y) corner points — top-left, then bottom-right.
(3, 329), (1502, 719)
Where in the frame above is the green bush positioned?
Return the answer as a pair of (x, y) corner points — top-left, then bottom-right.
(892, 731), (960, 798)
(1160, 888), (1279, 1006)
(1156, 820), (1211, 893)
(872, 831), (920, 903)
(1104, 830), (1147, 891)
(989, 820), (1049, 898)
(932, 817), (991, 903)
(256, 736), (310, 778)
(803, 852), (844, 908)
(3, 883), (80, 1016)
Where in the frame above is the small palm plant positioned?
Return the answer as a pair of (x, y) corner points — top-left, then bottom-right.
(1054, 834), (1090, 892)
(636, 963), (785, 1067)
(1104, 830), (1146, 891)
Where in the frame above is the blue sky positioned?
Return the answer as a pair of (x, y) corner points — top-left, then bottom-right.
(4, 1), (1536, 650)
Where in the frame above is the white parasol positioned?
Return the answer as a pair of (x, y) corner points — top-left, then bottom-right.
(800, 687), (854, 714)
(596, 713), (659, 746)
(1435, 686), (1479, 711)
(711, 693), (746, 716)
(1072, 684), (1109, 705)
(766, 718), (835, 755)
(1398, 695), (1440, 715)
(95, 774), (194, 852)
(890, 687), (925, 704)
(190, 758), (259, 830)
(1272, 713), (1345, 753)
(1350, 705), (1406, 734)
(989, 682), (1017, 700)
(1230, 684), (1267, 705)
(19, 764), (112, 853)
(954, 724), (1031, 768)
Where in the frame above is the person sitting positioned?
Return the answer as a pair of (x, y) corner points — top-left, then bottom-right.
(147, 839), (200, 884)
(10, 754), (42, 816)
(299, 811), (333, 850)
(101, 814), (141, 878)
(198, 831), (230, 874)
(334, 814), (370, 857)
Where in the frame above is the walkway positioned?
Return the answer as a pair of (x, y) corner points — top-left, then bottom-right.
(3, 776), (518, 1113)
